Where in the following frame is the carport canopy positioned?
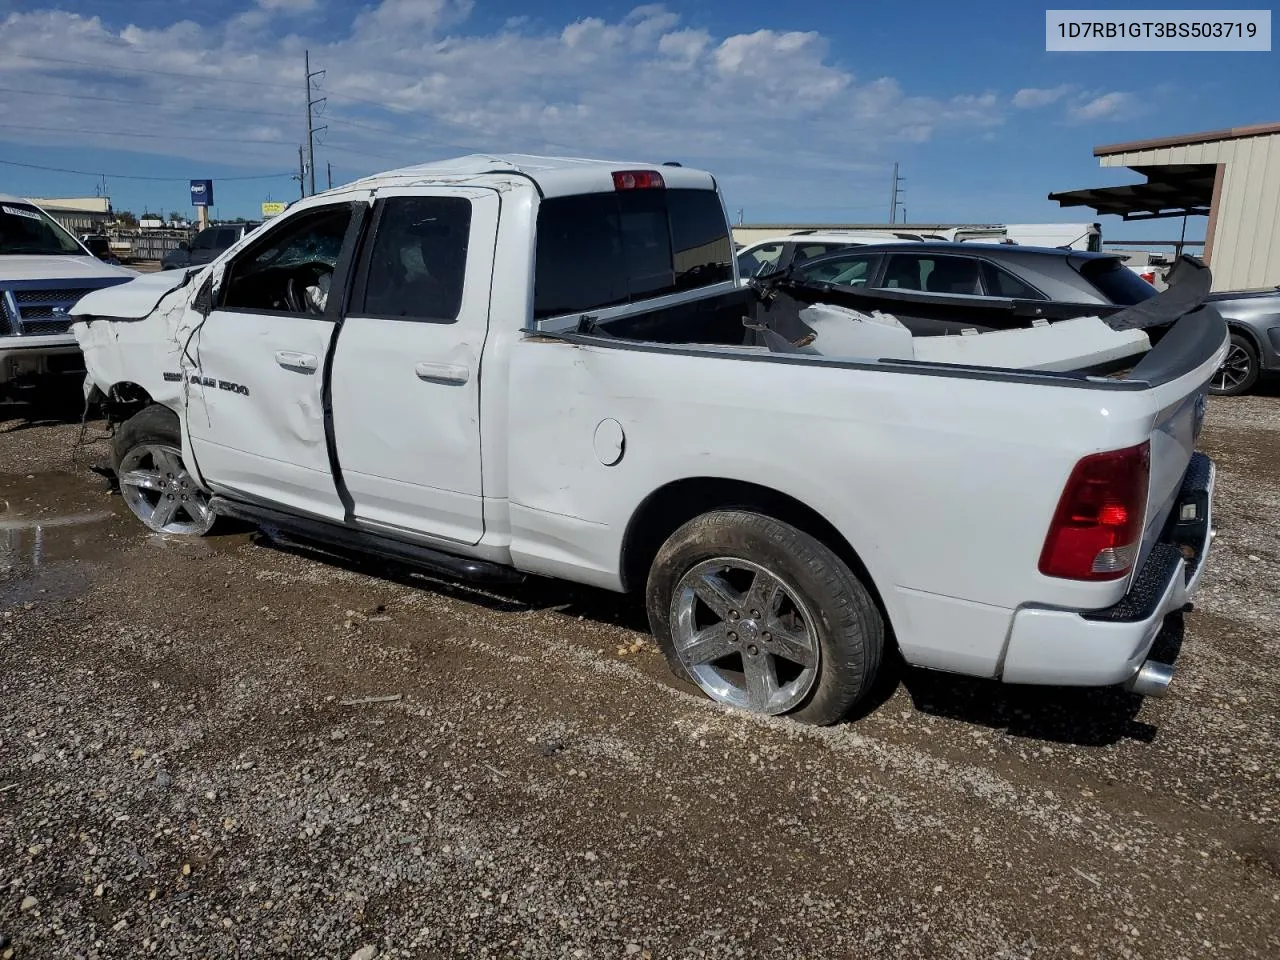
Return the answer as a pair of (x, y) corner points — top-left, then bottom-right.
(1048, 164), (1215, 221)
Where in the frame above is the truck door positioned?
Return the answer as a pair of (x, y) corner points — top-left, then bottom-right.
(185, 199), (365, 521)
(329, 187), (498, 545)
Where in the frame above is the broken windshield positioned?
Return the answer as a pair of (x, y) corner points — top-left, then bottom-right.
(0, 202), (85, 256)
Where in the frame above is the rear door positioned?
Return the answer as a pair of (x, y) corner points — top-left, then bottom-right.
(185, 199), (364, 521)
(328, 187), (498, 545)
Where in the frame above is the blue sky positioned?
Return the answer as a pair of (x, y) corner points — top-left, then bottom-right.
(0, 0), (1275, 243)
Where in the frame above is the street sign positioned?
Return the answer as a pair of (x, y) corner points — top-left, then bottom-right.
(261, 201), (287, 219)
(189, 180), (214, 207)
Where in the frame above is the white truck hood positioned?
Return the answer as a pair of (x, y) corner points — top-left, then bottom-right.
(71, 267), (201, 320)
(0, 254), (136, 283)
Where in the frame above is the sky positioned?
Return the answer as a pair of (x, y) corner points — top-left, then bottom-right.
(0, 0), (1275, 244)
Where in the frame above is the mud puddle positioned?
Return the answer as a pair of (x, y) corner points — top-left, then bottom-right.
(0, 471), (123, 604)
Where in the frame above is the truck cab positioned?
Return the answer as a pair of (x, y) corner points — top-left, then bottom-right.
(0, 196), (135, 400)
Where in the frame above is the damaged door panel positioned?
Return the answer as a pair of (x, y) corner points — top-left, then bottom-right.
(185, 200), (366, 521)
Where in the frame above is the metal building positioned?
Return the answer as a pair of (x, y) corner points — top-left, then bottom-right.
(29, 196), (113, 235)
(1051, 122), (1280, 292)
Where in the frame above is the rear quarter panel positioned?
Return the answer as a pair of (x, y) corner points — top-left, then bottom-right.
(503, 340), (1170, 675)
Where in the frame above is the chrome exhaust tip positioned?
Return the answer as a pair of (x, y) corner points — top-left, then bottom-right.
(1124, 660), (1175, 697)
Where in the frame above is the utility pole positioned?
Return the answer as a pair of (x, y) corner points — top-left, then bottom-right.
(327, 161), (333, 191)
(887, 162), (907, 224)
(296, 145), (306, 200)
(304, 50), (327, 197)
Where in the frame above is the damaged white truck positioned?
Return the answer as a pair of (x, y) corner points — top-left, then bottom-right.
(71, 155), (1225, 725)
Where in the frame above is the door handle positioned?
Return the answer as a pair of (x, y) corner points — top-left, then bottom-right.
(275, 351), (318, 373)
(414, 362), (470, 385)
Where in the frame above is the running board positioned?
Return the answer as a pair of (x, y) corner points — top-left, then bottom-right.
(209, 495), (524, 585)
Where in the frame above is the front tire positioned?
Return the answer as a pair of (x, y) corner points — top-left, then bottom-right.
(112, 404), (215, 536)
(1209, 332), (1260, 397)
(645, 511), (884, 725)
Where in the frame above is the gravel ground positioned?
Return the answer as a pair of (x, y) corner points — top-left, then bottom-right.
(1, 390), (1278, 959)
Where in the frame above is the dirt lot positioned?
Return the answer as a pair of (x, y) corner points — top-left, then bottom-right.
(1, 392), (1277, 959)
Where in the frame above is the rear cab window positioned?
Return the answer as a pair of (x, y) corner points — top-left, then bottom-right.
(1078, 258), (1159, 305)
(534, 186), (734, 321)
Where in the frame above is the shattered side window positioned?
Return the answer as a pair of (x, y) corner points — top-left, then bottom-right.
(220, 204), (353, 316)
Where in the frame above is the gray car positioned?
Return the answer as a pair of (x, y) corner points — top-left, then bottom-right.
(1202, 287), (1280, 396)
(161, 222), (261, 271)
(789, 242), (1278, 395)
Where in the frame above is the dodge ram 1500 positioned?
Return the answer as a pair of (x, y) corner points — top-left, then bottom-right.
(70, 155), (1225, 725)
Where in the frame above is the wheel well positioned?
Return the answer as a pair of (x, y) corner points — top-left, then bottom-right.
(102, 382), (154, 425)
(1226, 323), (1263, 357)
(620, 477), (886, 610)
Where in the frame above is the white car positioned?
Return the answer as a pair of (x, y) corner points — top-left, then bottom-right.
(71, 155), (1223, 725)
(735, 230), (929, 281)
(0, 196), (135, 400)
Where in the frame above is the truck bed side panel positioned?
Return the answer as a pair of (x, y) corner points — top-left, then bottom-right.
(504, 339), (1164, 676)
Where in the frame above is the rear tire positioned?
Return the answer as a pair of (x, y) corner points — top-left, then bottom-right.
(112, 404), (216, 536)
(645, 510), (884, 725)
(1208, 332), (1260, 396)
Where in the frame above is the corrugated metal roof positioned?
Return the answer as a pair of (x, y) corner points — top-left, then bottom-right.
(1094, 122), (1280, 157)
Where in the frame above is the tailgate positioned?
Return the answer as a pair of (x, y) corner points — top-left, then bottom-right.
(1124, 306), (1229, 575)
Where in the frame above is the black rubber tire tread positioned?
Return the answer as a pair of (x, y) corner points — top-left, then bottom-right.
(645, 509), (884, 725)
(1209, 332), (1260, 397)
(111, 403), (183, 475)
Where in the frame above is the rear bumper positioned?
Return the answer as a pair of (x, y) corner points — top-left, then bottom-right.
(1000, 453), (1215, 688)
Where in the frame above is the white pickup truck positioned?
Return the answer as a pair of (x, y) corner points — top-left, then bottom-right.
(0, 196), (135, 400)
(70, 155), (1225, 725)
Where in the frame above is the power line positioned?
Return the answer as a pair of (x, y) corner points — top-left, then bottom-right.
(0, 85), (297, 121)
(0, 123), (291, 146)
(0, 157), (292, 182)
(0, 83), (466, 151)
(16, 54), (292, 89)
(13, 54), (504, 147)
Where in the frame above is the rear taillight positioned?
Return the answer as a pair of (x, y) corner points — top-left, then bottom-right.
(1039, 442), (1150, 581)
(612, 170), (665, 191)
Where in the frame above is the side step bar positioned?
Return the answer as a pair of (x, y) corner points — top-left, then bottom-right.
(210, 495), (524, 585)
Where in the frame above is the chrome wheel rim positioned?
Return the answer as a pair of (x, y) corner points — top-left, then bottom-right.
(670, 558), (820, 715)
(118, 443), (214, 536)
(1213, 343), (1252, 391)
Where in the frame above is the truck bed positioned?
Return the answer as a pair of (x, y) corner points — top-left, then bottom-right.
(561, 255), (1224, 383)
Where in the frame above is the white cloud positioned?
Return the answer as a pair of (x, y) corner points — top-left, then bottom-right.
(657, 28), (710, 64)
(1068, 91), (1134, 121)
(1012, 85), (1072, 109)
(0, 2), (1005, 203)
